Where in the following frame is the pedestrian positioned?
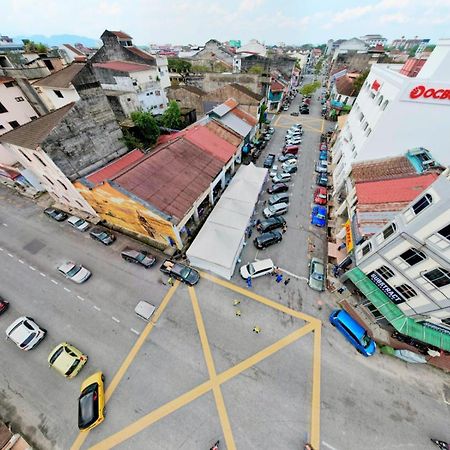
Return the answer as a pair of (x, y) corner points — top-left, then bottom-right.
(282, 224), (288, 233)
(246, 276), (252, 288)
(276, 273), (283, 283)
(256, 219), (261, 226)
(253, 326), (261, 334)
(235, 309), (241, 317)
(284, 277), (291, 285)
(247, 227), (253, 238)
(167, 277), (174, 286)
(233, 299), (240, 306)
(337, 286), (347, 294)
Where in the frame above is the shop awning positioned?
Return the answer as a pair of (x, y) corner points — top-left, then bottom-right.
(345, 267), (450, 351)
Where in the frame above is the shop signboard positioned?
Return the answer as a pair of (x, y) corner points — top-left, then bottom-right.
(345, 220), (354, 253)
(368, 271), (404, 304)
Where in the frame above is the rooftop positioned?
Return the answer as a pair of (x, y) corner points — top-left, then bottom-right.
(352, 156), (418, 183)
(111, 31), (133, 40)
(33, 63), (85, 88)
(93, 60), (152, 73)
(335, 75), (356, 97)
(127, 46), (154, 61)
(228, 83), (263, 101)
(62, 44), (85, 57)
(204, 120), (242, 147)
(171, 85), (206, 96)
(270, 80), (285, 92)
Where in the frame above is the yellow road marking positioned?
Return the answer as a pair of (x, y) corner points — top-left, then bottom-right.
(189, 287), (236, 450)
(89, 380), (213, 450)
(199, 271), (320, 326)
(310, 322), (322, 449)
(70, 281), (180, 450)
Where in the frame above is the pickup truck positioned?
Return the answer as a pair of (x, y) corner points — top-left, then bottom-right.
(160, 260), (200, 285)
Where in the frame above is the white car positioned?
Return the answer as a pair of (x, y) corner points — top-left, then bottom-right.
(263, 202), (289, 218)
(269, 165), (278, 177)
(282, 161), (297, 171)
(68, 216), (89, 232)
(58, 262), (91, 283)
(240, 258), (274, 279)
(6, 316), (46, 350)
(272, 173), (292, 183)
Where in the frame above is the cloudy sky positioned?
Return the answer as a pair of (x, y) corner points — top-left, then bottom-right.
(3, 0), (450, 45)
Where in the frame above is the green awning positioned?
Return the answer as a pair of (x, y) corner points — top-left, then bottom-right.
(345, 267), (450, 352)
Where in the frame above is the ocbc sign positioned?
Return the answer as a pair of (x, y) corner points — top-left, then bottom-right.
(409, 85), (450, 100)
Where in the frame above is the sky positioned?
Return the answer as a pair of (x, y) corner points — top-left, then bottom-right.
(3, 0), (450, 46)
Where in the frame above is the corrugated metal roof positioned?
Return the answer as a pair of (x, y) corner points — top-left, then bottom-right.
(211, 103), (232, 117)
(111, 30), (133, 39)
(352, 156), (417, 183)
(113, 138), (223, 222)
(204, 120), (242, 147)
(33, 63), (85, 88)
(231, 107), (257, 126)
(219, 114), (252, 137)
(86, 149), (145, 184)
(127, 46), (154, 61)
(94, 60), (152, 72)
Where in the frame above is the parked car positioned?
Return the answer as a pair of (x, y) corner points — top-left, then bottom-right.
(282, 165), (298, 174)
(300, 108), (310, 115)
(329, 309), (376, 357)
(283, 106), (289, 111)
(269, 166), (278, 178)
(290, 112), (299, 116)
(267, 183), (289, 194)
(68, 216), (89, 232)
(316, 173), (328, 187)
(160, 259), (200, 285)
(263, 154), (276, 168)
(308, 257), (325, 291)
(272, 173), (292, 184)
(0, 296), (9, 316)
(268, 193), (290, 206)
(315, 161), (328, 173)
(254, 231), (282, 249)
(48, 342), (88, 378)
(58, 262), (91, 283)
(320, 143), (328, 151)
(121, 248), (156, 268)
(263, 134), (271, 141)
(90, 228), (116, 245)
(278, 154), (297, 162)
(319, 151), (328, 161)
(257, 216), (286, 233)
(263, 202), (289, 218)
(78, 371), (105, 431)
(282, 160), (297, 169)
(314, 187), (327, 205)
(44, 208), (68, 222)
(282, 145), (299, 156)
(267, 127), (275, 134)
(5, 316), (46, 351)
(286, 139), (302, 146)
(240, 258), (274, 279)
(311, 206), (327, 227)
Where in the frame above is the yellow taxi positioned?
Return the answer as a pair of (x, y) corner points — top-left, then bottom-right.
(78, 371), (105, 431)
(48, 343), (88, 378)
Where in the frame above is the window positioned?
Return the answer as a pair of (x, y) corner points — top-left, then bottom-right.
(19, 150), (32, 162)
(399, 248), (426, 266)
(362, 121), (369, 131)
(377, 265), (395, 279)
(377, 95), (384, 106)
(127, 98), (131, 102)
(359, 112), (364, 122)
(412, 193), (432, 215)
(53, 90), (64, 98)
(43, 175), (54, 185)
(15, 96), (24, 102)
(382, 223), (396, 239)
(62, 196), (70, 203)
(366, 127), (372, 137)
(423, 268), (450, 288)
(437, 224), (450, 241)
(0, 102), (8, 113)
(8, 120), (20, 129)
(30, 116), (37, 120)
(159, 104), (164, 108)
(57, 180), (68, 190)
(0, 124), (4, 130)
(4, 81), (14, 88)
(381, 99), (389, 110)
(34, 154), (47, 166)
(75, 200), (84, 208)
(396, 284), (417, 299)
(361, 242), (372, 256)
(155, 90), (161, 96)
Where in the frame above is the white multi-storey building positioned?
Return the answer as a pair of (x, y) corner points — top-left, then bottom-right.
(332, 38), (450, 197)
(352, 170), (450, 335)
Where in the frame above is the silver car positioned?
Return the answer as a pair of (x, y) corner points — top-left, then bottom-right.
(67, 216), (89, 232)
(58, 262), (91, 283)
(6, 316), (46, 351)
(308, 257), (325, 291)
(263, 202), (289, 218)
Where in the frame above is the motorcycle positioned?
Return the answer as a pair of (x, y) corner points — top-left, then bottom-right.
(431, 438), (449, 449)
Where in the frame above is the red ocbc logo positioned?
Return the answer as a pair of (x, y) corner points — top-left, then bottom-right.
(409, 85), (450, 100)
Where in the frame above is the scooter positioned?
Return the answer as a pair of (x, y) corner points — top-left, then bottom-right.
(431, 438), (449, 450)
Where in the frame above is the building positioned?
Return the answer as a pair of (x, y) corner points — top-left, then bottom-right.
(346, 170), (450, 346)
(58, 44), (88, 64)
(331, 39), (450, 197)
(330, 73), (358, 112)
(332, 38), (368, 62)
(391, 37), (430, 51)
(236, 39), (267, 57)
(360, 34), (387, 48)
(399, 58), (427, 77)
(167, 85), (207, 117)
(190, 39), (235, 70)
(267, 79), (286, 112)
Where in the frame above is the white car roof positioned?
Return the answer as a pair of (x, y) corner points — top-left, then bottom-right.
(6, 317), (34, 343)
(58, 262), (75, 274)
(68, 216), (82, 224)
(250, 258), (274, 272)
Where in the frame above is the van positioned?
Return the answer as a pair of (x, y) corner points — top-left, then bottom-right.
(268, 193), (290, 206)
(282, 145), (299, 156)
(240, 258), (274, 279)
(263, 202), (289, 218)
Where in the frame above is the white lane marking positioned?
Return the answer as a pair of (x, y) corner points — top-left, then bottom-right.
(77, 295), (85, 302)
(63, 287), (71, 292)
(112, 316), (120, 323)
(322, 441), (338, 450)
(51, 279), (58, 285)
(7, 253), (14, 258)
(93, 305), (101, 311)
(40, 272), (46, 277)
(130, 328), (140, 336)
(18, 259), (24, 264)
(29, 266), (36, 271)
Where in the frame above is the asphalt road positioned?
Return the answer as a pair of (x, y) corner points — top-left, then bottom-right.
(0, 77), (448, 450)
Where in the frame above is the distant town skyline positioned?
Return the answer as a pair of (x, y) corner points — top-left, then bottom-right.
(3, 0), (448, 46)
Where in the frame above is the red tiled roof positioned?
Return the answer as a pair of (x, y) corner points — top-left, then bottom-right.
(113, 138), (224, 221)
(111, 31), (133, 40)
(224, 98), (239, 109)
(127, 47), (154, 61)
(355, 174), (439, 205)
(86, 149), (145, 184)
(184, 126), (237, 162)
(0, 76), (14, 84)
(157, 132), (184, 144)
(335, 75), (356, 97)
(93, 60), (152, 72)
(231, 107), (258, 126)
(270, 80), (284, 92)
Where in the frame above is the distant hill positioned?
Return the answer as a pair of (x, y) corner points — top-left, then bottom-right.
(14, 34), (101, 48)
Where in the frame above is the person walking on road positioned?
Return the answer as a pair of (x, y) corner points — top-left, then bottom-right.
(246, 276), (252, 288)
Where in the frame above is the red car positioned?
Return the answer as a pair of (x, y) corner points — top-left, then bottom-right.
(314, 187), (327, 205)
(320, 144), (328, 151)
(0, 297), (9, 316)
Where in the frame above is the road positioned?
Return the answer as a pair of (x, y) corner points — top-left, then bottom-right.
(0, 77), (448, 450)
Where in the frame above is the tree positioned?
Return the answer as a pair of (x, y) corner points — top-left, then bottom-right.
(258, 103), (268, 126)
(352, 69), (370, 95)
(248, 65), (264, 74)
(300, 81), (321, 96)
(23, 39), (48, 53)
(161, 100), (182, 130)
(130, 111), (160, 146)
(167, 59), (192, 74)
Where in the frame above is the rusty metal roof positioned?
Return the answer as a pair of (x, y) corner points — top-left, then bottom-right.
(113, 138), (224, 222)
(352, 156), (417, 183)
(204, 120), (242, 147)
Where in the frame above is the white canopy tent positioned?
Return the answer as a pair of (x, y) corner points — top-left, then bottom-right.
(187, 163), (268, 279)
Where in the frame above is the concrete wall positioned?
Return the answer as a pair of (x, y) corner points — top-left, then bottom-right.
(35, 85), (80, 111)
(167, 87), (205, 116)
